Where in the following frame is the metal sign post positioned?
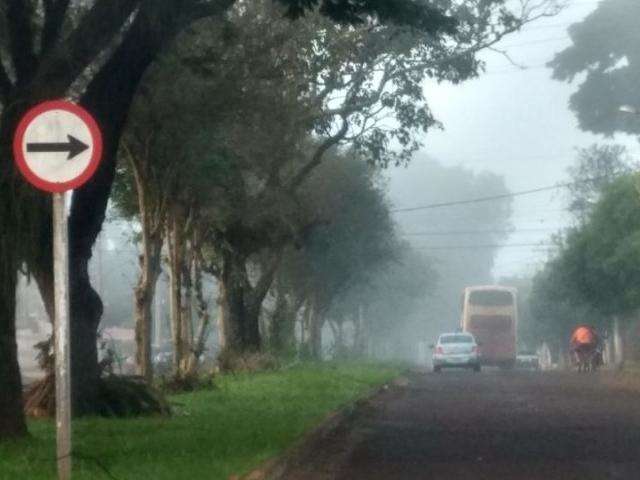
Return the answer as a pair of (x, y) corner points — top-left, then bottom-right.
(13, 100), (103, 480)
(53, 192), (71, 479)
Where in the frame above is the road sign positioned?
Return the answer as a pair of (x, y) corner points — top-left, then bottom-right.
(13, 100), (103, 480)
(13, 100), (103, 193)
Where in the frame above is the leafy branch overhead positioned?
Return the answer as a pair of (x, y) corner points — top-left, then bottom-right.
(548, 0), (640, 136)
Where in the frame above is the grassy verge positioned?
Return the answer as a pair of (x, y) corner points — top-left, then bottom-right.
(0, 362), (401, 480)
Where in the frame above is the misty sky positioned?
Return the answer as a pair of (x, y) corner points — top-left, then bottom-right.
(387, 0), (639, 280)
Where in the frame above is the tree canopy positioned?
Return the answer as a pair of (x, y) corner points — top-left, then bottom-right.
(528, 173), (640, 354)
(0, 0), (559, 436)
(549, 0), (640, 136)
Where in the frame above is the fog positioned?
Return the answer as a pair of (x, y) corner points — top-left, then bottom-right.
(12, 0), (640, 368)
(7, 1), (640, 475)
(388, 0), (639, 282)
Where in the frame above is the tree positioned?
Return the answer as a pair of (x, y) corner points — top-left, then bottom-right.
(180, 0), (556, 355)
(528, 175), (640, 361)
(548, 0), (640, 136)
(114, 49), (236, 380)
(526, 145), (634, 357)
(346, 245), (435, 361)
(0, 0), (236, 432)
(565, 144), (633, 222)
(528, 254), (601, 359)
(0, 0), (557, 434)
(268, 151), (398, 358)
(562, 175), (640, 316)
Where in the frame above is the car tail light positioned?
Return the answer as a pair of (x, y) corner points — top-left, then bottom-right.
(436, 346), (444, 355)
(471, 345), (478, 353)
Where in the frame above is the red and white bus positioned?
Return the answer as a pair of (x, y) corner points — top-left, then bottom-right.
(461, 285), (517, 368)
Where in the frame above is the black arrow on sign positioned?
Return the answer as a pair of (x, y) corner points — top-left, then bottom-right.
(27, 135), (89, 160)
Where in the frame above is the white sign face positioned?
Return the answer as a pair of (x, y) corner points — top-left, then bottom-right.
(22, 109), (92, 182)
(14, 100), (103, 193)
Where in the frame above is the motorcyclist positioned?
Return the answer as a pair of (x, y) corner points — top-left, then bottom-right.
(570, 325), (603, 370)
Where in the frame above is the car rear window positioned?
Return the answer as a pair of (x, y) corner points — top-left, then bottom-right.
(440, 335), (474, 344)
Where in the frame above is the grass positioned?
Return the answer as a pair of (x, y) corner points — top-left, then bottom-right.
(0, 362), (401, 480)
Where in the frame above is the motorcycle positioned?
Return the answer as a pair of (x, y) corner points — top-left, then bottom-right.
(573, 344), (602, 373)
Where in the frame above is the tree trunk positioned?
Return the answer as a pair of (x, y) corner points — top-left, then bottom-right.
(0, 109), (29, 437)
(180, 243), (194, 373)
(0, 256), (27, 438)
(134, 233), (161, 383)
(219, 249), (260, 352)
(354, 304), (368, 357)
(186, 256), (211, 375)
(167, 215), (184, 376)
(309, 308), (324, 360)
(301, 299), (324, 360)
(217, 282), (229, 351)
(268, 290), (297, 354)
(68, 252), (103, 414)
(129, 136), (164, 383)
(217, 246), (283, 354)
(65, 0), (210, 411)
(300, 301), (312, 358)
(47, 11), (153, 413)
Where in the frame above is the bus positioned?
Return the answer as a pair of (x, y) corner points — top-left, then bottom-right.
(461, 285), (517, 368)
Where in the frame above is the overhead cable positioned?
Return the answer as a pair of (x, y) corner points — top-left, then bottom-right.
(391, 176), (610, 213)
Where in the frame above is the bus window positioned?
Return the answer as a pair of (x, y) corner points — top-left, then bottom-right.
(469, 290), (513, 307)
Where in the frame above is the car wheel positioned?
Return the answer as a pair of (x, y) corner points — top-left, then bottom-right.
(473, 364), (481, 373)
(434, 366), (441, 373)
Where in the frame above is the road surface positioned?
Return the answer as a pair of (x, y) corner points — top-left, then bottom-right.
(280, 370), (640, 480)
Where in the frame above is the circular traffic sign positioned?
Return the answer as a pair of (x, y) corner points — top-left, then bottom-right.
(13, 100), (103, 193)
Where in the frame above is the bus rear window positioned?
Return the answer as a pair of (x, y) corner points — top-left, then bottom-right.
(470, 315), (512, 330)
(469, 290), (513, 306)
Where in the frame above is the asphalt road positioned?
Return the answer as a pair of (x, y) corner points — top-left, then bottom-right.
(280, 369), (640, 480)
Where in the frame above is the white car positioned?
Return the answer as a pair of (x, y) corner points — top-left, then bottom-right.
(432, 332), (481, 373)
(516, 354), (540, 370)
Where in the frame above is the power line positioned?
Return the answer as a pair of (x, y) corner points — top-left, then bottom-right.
(392, 184), (563, 213)
(483, 63), (550, 75)
(414, 242), (554, 250)
(391, 175), (614, 214)
(402, 227), (556, 236)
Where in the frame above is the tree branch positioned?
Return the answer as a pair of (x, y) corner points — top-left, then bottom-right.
(5, 0), (37, 83)
(40, 0), (71, 56)
(30, 0), (141, 98)
(0, 61), (12, 103)
(180, 0), (235, 25)
(250, 248), (284, 307)
(307, 61), (391, 123)
(290, 116), (349, 189)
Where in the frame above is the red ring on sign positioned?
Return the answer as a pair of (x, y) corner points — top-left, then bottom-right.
(13, 100), (103, 193)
